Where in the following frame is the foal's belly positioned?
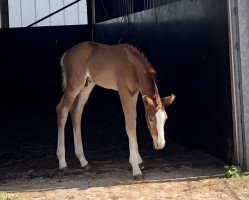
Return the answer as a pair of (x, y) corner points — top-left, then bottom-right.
(94, 77), (118, 91)
(88, 66), (118, 91)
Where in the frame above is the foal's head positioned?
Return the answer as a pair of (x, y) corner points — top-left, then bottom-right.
(143, 94), (175, 150)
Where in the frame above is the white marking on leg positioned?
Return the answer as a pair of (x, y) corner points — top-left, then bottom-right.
(75, 147), (88, 167)
(57, 148), (67, 169)
(128, 134), (142, 176)
(74, 130), (88, 167)
(71, 110), (88, 168)
(155, 109), (166, 149)
(57, 129), (67, 169)
(56, 105), (68, 169)
(137, 148), (143, 165)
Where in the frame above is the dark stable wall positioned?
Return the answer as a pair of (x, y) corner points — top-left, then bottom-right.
(0, 25), (92, 153)
(93, 0), (234, 162)
(0, 25), (91, 110)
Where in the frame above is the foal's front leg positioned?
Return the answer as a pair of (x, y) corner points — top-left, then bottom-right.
(118, 90), (143, 180)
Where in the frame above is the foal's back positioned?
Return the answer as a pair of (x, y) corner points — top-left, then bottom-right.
(63, 42), (139, 92)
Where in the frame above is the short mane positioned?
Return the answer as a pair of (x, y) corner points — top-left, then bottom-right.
(123, 44), (161, 106)
(123, 44), (157, 84)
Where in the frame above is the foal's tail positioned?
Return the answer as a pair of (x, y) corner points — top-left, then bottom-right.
(60, 52), (67, 91)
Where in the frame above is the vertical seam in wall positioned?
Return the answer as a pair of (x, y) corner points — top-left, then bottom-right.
(34, 0), (37, 27)
(49, 0), (51, 26)
(20, 0), (23, 27)
(63, 0), (65, 25)
(77, 2), (80, 24)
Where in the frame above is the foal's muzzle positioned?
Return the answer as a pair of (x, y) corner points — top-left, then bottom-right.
(153, 139), (165, 150)
(156, 142), (165, 149)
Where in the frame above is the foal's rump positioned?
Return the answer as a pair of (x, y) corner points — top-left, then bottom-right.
(60, 42), (95, 91)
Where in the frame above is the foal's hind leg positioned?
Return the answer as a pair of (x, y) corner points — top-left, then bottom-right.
(56, 88), (82, 169)
(70, 83), (95, 169)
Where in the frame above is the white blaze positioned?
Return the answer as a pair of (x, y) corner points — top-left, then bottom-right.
(155, 109), (166, 149)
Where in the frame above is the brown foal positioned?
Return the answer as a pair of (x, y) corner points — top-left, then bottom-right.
(56, 42), (175, 180)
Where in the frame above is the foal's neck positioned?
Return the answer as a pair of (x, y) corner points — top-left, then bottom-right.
(125, 44), (160, 100)
(136, 66), (159, 99)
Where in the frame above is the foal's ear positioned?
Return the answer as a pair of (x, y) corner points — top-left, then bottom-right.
(143, 95), (154, 107)
(162, 94), (175, 107)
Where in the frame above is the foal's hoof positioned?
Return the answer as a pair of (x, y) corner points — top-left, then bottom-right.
(82, 164), (92, 171)
(59, 166), (69, 172)
(139, 163), (145, 170)
(133, 174), (143, 181)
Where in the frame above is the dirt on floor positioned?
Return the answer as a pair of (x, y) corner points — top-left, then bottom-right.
(1, 140), (244, 200)
(1, 173), (249, 200)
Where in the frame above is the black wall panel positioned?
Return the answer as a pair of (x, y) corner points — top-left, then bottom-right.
(0, 25), (91, 111)
(0, 25), (92, 154)
(93, 0), (233, 162)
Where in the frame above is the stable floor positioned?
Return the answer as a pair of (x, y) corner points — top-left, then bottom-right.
(0, 103), (225, 182)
